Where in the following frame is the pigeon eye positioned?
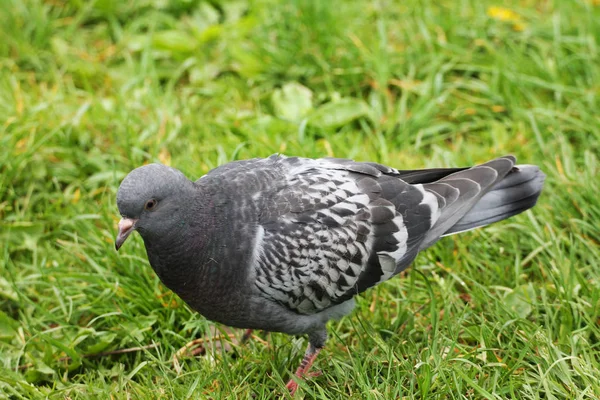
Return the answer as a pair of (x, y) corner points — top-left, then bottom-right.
(144, 199), (157, 211)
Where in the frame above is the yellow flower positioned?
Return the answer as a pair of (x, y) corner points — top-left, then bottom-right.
(487, 6), (520, 22)
(487, 6), (526, 31)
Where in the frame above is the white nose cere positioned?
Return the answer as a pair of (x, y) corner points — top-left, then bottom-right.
(118, 218), (135, 232)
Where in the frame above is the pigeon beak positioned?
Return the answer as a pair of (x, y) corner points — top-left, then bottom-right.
(115, 218), (138, 251)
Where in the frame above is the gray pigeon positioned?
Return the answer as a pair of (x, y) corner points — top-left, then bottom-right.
(115, 154), (544, 393)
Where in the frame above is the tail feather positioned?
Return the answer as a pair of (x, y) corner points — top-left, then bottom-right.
(417, 156), (544, 249)
(444, 164), (545, 235)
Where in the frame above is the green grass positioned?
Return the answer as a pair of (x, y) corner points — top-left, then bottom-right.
(1, 0), (599, 398)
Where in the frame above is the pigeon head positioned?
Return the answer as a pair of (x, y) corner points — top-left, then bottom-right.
(115, 163), (193, 250)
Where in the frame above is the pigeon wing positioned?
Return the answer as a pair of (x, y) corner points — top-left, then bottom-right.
(252, 157), (439, 315)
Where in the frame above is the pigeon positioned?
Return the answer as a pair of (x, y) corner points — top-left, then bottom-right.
(115, 154), (545, 393)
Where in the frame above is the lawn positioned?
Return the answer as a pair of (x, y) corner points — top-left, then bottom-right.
(1, 0), (600, 398)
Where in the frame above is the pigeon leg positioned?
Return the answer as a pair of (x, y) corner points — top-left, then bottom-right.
(241, 329), (254, 344)
(285, 329), (327, 395)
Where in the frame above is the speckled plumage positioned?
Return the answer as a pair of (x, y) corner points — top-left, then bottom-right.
(115, 154), (545, 389)
(252, 157), (439, 315)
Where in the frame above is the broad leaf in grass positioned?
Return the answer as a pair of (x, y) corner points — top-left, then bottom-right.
(0, 310), (19, 341)
(505, 283), (536, 319)
(83, 332), (118, 354)
(272, 82), (313, 122)
(308, 98), (372, 130)
(152, 31), (198, 55)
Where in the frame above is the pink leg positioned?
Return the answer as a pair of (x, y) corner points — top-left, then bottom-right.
(285, 345), (323, 395)
(241, 328), (254, 344)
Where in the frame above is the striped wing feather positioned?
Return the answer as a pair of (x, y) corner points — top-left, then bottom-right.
(254, 157), (438, 314)
(252, 155), (533, 316)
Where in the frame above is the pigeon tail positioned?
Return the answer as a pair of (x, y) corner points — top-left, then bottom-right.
(442, 164), (545, 236)
(419, 157), (545, 249)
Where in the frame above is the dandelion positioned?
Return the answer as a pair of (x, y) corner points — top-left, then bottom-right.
(487, 6), (526, 31)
